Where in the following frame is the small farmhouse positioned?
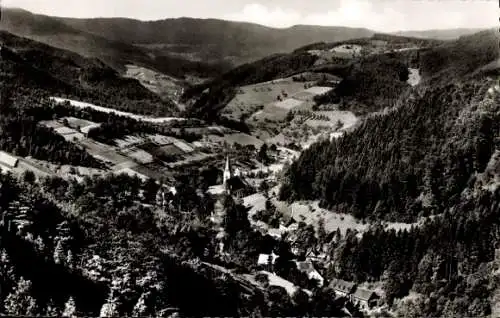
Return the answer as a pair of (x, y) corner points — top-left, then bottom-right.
(329, 278), (379, 310)
(0, 151), (19, 172)
(329, 279), (356, 297)
(352, 287), (380, 310)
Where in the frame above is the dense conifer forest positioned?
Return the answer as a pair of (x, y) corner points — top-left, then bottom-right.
(313, 54), (410, 113)
(277, 29), (500, 316)
(280, 30), (499, 221)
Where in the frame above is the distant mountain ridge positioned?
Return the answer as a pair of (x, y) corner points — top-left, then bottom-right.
(393, 28), (489, 40)
(0, 8), (492, 76)
(0, 8), (234, 79)
(55, 16), (376, 65)
(1, 8), (375, 68)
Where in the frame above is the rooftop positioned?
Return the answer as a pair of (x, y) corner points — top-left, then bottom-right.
(295, 261), (315, 274)
(54, 126), (78, 135)
(329, 278), (356, 293)
(0, 151), (19, 168)
(113, 168), (149, 181)
(80, 123), (102, 134)
(207, 185), (226, 196)
(353, 287), (378, 301)
(259, 271), (312, 297)
(303, 86), (334, 96)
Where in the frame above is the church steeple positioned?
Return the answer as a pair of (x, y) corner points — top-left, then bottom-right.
(223, 155), (233, 187)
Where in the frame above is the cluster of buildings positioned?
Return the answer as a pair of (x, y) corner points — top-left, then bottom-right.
(329, 279), (380, 310)
(255, 250), (379, 310)
(253, 213), (380, 311)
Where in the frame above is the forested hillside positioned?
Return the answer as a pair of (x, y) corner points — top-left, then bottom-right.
(282, 78), (499, 221)
(420, 29), (498, 81)
(281, 30), (500, 222)
(314, 54), (410, 113)
(277, 29), (500, 317)
(0, 31), (176, 116)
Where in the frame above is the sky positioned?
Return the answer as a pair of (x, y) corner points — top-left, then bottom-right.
(3, 0), (498, 32)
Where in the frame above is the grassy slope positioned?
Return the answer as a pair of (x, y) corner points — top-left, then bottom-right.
(185, 33), (441, 122)
(182, 52), (320, 122)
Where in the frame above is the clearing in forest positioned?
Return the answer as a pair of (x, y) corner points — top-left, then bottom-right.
(224, 78), (314, 121)
(273, 200), (416, 235)
(124, 64), (184, 107)
(305, 110), (359, 129)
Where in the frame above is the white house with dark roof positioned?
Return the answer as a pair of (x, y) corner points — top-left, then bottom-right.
(257, 252), (279, 266)
(0, 151), (19, 172)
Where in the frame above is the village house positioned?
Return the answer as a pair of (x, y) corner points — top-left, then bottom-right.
(352, 287), (380, 310)
(295, 260), (324, 287)
(329, 278), (356, 298)
(0, 151), (19, 172)
(329, 279), (380, 310)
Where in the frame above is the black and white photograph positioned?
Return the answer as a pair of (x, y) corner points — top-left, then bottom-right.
(0, 0), (498, 317)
